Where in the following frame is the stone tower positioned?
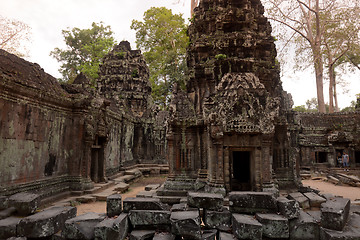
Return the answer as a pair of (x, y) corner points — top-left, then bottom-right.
(166, 0), (296, 194)
(98, 41), (152, 117)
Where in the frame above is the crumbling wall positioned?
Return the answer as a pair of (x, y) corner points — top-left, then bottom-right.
(0, 50), (86, 196)
(293, 111), (360, 167)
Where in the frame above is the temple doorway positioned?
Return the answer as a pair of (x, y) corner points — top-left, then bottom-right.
(231, 151), (251, 191)
(91, 136), (106, 183)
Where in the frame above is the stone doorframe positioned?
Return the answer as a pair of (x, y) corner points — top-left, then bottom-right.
(224, 147), (257, 192)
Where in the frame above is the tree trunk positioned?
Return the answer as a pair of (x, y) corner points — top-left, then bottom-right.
(333, 75), (339, 112)
(314, 0), (326, 113)
(328, 63), (335, 113)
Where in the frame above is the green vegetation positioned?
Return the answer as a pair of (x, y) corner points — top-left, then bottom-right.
(131, 7), (189, 108)
(215, 54), (227, 60)
(50, 22), (116, 85)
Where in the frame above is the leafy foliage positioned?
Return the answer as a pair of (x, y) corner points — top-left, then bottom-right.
(131, 7), (189, 108)
(50, 22), (115, 85)
(0, 15), (31, 57)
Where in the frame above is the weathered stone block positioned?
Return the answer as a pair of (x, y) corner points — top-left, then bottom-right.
(187, 192), (223, 211)
(219, 232), (237, 240)
(0, 196), (8, 210)
(204, 208), (232, 231)
(128, 210), (171, 230)
(229, 192), (277, 213)
(288, 192), (310, 209)
(106, 194), (122, 217)
(170, 203), (187, 212)
(321, 197), (350, 231)
(232, 213), (262, 240)
(153, 232), (176, 240)
(8, 192), (40, 215)
(256, 213), (289, 239)
(202, 229), (217, 240)
(123, 197), (169, 213)
(304, 192), (326, 208)
(145, 184), (160, 191)
(289, 210), (319, 240)
(129, 230), (155, 240)
(170, 211), (201, 239)
(62, 212), (106, 239)
(0, 217), (20, 239)
(0, 207), (16, 220)
(277, 197), (300, 219)
(94, 213), (128, 240)
(320, 213), (360, 240)
(18, 206), (76, 238)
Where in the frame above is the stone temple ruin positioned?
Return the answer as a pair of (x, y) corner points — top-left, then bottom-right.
(0, 0), (360, 239)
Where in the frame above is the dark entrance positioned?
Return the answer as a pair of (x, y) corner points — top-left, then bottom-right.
(91, 136), (106, 183)
(231, 151), (251, 191)
(355, 151), (360, 165)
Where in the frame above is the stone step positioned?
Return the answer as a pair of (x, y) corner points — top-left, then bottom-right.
(114, 182), (130, 193)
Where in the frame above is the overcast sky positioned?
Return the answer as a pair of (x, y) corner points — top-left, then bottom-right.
(1, 0), (358, 108)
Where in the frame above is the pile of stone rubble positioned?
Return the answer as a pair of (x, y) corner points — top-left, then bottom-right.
(0, 189), (359, 239)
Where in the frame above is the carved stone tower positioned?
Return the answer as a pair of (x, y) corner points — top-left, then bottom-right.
(166, 0), (296, 194)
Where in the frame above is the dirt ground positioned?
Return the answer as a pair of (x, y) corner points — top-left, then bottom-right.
(75, 176), (360, 215)
(302, 178), (360, 201)
(76, 176), (166, 215)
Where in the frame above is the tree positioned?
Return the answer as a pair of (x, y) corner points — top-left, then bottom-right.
(0, 15), (31, 57)
(131, 7), (189, 108)
(321, 4), (360, 112)
(50, 22), (115, 85)
(264, 0), (359, 113)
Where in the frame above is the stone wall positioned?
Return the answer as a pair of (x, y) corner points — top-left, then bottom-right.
(292, 111), (360, 168)
(0, 43), (167, 198)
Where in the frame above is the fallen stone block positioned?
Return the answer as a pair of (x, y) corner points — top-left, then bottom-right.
(153, 232), (176, 240)
(187, 192), (224, 211)
(202, 229), (217, 240)
(6, 237), (27, 240)
(304, 192), (326, 208)
(170, 203), (187, 212)
(204, 208), (232, 231)
(136, 190), (155, 198)
(0, 207), (16, 220)
(107, 194), (122, 217)
(232, 213), (262, 240)
(322, 193), (336, 201)
(219, 232), (237, 240)
(129, 230), (155, 240)
(170, 211), (201, 239)
(145, 184), (160, 191)
(94, 213), (128, 240)
(114, 182), (130, 193)
(229, 192), (277, 214)
(0, 217), (20, 239)
(289, 210), (319, 240)
(256, 213), (289, 239)
(0, 196), (8, 210)
(320, 214), (360, 240)
(8, 192), (40, 215)
(306, 210), (322, 224)
(277, 197), (300, 219)
(76, 196), (96, 203)
(321, 197), (350, 231)
(288, 192), (310, 209)
(17, 206), (76, 238)
(62, 212), (106, 239)
(123, 197), (169, 213)
(128, 210), (171, 230)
